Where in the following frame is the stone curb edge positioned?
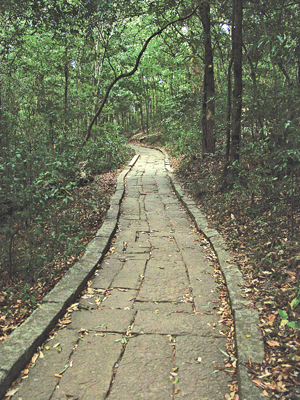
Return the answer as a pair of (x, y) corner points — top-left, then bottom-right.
(0, 154), (140, 400)
(159, 147), (265, 400)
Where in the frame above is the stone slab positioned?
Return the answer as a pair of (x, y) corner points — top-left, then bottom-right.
(138, 261), (190, 302)
(68, 308), (135, 333)
(101, 288), (138, 309)
(51, 333), (123, 400)
(0, 301), (67, 399)
(11, 329), (79, 400)
(118, 219), (149, 232)
(91, 257), (125, 289)
(108, 335), (174, 400)
(175, 335), (230, 400)
(234, 308), (265, 364)
(132, 310), (221, 336)
(191, 272), (220, 313)
(134, 301), (193, 313)
(149, 234), (178, 253)
(111, 259), (146, 289)
(237, 364), (265, 400)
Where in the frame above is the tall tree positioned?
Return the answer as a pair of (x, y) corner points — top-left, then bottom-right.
(231, 0), (243, 162)
(199, 1), (215, 155)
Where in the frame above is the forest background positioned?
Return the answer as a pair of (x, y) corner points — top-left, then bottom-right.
(0, 1), (300, 398)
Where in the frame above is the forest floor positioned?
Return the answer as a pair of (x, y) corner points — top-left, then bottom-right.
(0, 169), (121, 342)
(167, 151), (300, 400)
(1, 142), (300, 399)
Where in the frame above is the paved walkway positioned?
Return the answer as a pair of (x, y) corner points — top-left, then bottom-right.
(12, 146), (230, 400)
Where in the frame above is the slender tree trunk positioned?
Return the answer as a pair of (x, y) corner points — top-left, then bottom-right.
(226, 57), (233, 162)
(297, 45), (300, 86)
(277, 59), (292, 86)
(231, 0), (243, 163)
(64, 45), (69, 116)
(139, 100), (144, 132)
(64, 63), (69, 114)
(145, 100), (149, 134)
(199, 1), (215, 155)
(243, 44), (264, 138)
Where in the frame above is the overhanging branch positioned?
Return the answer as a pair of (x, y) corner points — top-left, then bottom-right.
(83, 6), (199, 145)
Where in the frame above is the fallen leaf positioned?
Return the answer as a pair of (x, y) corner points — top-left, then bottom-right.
(253, 378), (265, 389)
(59, 363), (70, 375)
(31, 353), (39, 363)
(5, 388), (19, 396)
(267, 340), (280, 347)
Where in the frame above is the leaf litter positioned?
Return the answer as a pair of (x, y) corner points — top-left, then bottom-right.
(0, 169), (121, 342)
(170, 152), (300, 399)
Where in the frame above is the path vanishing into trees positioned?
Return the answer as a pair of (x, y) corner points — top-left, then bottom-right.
(8, 146), (231, 400)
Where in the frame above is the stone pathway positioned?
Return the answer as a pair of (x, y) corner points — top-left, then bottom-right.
(11, 146), (231, 400)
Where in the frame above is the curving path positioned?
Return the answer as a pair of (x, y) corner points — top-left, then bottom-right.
(11, 146), (231, 400)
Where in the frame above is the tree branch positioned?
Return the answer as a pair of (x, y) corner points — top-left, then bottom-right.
(83, 6), (199, 146)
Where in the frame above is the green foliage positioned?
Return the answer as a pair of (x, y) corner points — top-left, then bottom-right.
(1, 0), (300, 304)
(278, 304), (300, 330)
(81, 130), (128, 175)
(162, 91), (201, 155)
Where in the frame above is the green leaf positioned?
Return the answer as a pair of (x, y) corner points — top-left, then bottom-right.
(287, 321), (300, 330)
(278, 309), (288, 320)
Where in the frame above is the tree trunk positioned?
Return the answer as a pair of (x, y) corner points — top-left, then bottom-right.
(231, 0), (243, 163)
(199, 1), (215, 155)
(64, 45), (69, 115)
(145, 100), (149, 134)
(64, 62), (69, 114)
(139, 100), (144, 133)
(226, 57), (233, 162)
(243, 44), (264, 139)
